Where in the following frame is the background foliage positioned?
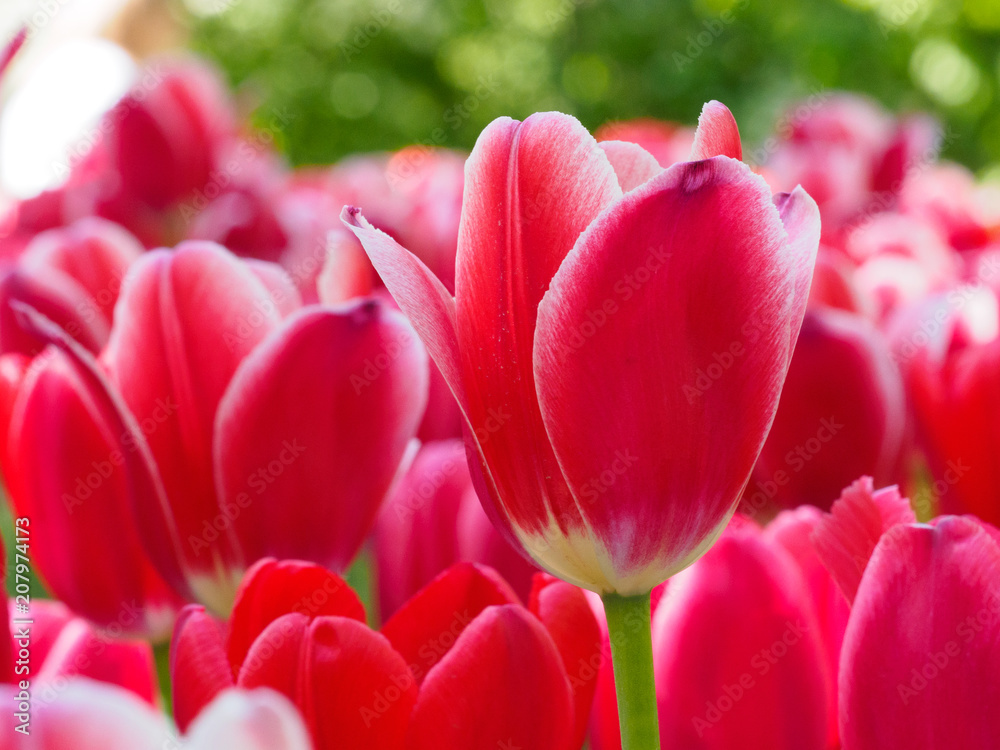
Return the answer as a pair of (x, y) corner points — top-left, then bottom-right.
(185, 0), (1000, 171)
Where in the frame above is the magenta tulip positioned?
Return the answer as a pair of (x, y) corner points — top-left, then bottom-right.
(343, 101), (819, 596)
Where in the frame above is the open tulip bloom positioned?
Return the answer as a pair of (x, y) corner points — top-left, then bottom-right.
(343, 101), (820, 748)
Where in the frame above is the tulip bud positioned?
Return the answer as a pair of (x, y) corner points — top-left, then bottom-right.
(345, 102), (819, 596)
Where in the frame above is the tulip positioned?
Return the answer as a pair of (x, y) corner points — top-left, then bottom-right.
(0, 680), (313, 749)
(374, 439), (538, 619)
(1, 319), (184, 637)
(594, 118), (695, 168)
(0, 217), (143, 357)
(3, 241), (427, 620)
(900, 286), (1000, 525)
(744, 309), (906, 515)
(172, 559), (589, 749)
(838, 515), (1000, 748)
(590, 523), (829, 750)
(108, 59), (236, 212)
(2, 599), (158, 704)
(343, 100), (818, 748)
(763, 507), (851, 748)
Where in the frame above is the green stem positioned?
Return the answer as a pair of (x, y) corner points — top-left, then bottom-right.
(602, 591), (661, 750)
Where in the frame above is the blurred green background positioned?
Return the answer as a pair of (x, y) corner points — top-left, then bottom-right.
(183, 0), (1000, 171)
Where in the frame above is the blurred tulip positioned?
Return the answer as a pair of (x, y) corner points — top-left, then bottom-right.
(901, 287), (1000, 525)
(344, 101), (819, 596)
(108, 59), (236, 212)
(0, 679), (313, 749)
(744, 309), (906, 515)
(98, 242), (426, 611)
(0, 218), (143, 357)
(595, 118), (695, 168)
(4, 242), (427, 618)
(899, 164), (995, 252)
(839, 515), (1000, 748)
(0, 28), (25, 82)
(2, 321), (183, 638)
(173, 559), (586, 750)
(590, 523), (829, 750)
(374, 439), (538, 619)
(2, 599), (157, 704)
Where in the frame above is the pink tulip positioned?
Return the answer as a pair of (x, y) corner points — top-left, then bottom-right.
(594, 119), (696, 168)
(899, 286), (1000, 525)
(4, 242), (427, 618)
(838, 514), (1000, 748)
(375, 439), (538, 619)
(0, 218), (143, 357)
(744, 309), (906, 515)
(107, 59), (236, 212)
(590, 523), (829, 749)
(343, 101), (819, 595)
(2, 599), (157, 704)
(0, 680), (313, 749)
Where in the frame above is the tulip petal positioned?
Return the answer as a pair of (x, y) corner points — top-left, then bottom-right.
(171, 605), (235, 732)
(103, 242), (285, 604)
(840, 517), (1000, 749)
(5, 305), (184, 632)
(453, 113), (623, 566)
(237, 613), (309, 700)
(811, 476), (916, 604)
(340, 206), (466, 414)
(17, 679), (172, 749)
(300, 617), (417, 749)
(228, 558), (365, 672)
(185, 689), (314, 750)
(599, 141), (662, 192)
(528, 574), (602, 749)
(0, 27), (26, 82)
(653, 527), (828, 750)
(244, 260), (303, 318)
(407, 604), (574, 750)
(533, 157), (817, 594)
(689, 101), (742, 161)
(381, 562), (519, 685)
(214, 301), (427, 574)
(774, 187), (823, 353)
(36, 618), (157, 705)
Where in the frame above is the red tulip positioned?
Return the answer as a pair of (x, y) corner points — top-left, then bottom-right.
(901, 287), (1000, 525)
(0, 680), (313, 749)
(173, 559), (586, 749)
(2, 312), (183, 637)
(343, 101), (819, 595)
(744, 309), (906, 515)
(899, 163), (994, 252)
(108, 59), (236, 211)
(374, 439), (538, 619)
(0, 218), (143, 357)
(839, 515), (1000, 748)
